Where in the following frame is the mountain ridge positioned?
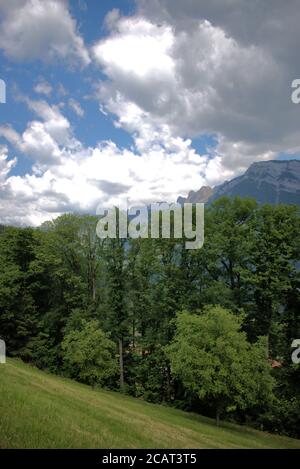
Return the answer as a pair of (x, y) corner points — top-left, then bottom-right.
(177, 160), (300, 206)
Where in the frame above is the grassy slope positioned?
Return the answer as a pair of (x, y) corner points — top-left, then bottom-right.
(0, 359), (299, 449)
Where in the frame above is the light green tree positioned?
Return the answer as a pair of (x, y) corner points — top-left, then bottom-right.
(167, 306), (274, 425)
(62, 320), (117, 386)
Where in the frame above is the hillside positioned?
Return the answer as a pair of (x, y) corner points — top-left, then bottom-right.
(0, 359), (299, 449)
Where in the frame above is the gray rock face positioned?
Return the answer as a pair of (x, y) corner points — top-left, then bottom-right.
(178, 160), (300, 206)
(177, 186), (213, 204)
(210, 160), (300, 205)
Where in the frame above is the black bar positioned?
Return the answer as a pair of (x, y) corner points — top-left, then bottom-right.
(0, 449), (299, 467)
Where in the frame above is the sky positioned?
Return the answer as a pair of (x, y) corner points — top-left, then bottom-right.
(0, 0), (300, 226)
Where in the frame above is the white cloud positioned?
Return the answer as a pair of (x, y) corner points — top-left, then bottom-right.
(0, 138), (210, 226)
(0, 146), (17, 182)
(0, 92), (281, 226)
(0, 97), (212, 225)
(34, 80), (52, 96)
(0, 98), (74, 167)
(25, 99), (72, 145)
(57, 83), (68, 97)
(92, 8), (300, 181)
(68, 98), (84, 117)
(0, 126), (20, 146)
(93, 17), (175, 79)
(104, 8), (121, 30)
(1, 2), (300, 226)
(0, 0), (90, 66)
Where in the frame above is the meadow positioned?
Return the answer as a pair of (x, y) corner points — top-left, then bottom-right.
(0, 359), (299, 449)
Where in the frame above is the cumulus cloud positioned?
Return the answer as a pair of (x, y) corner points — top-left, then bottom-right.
(0, 98), (74, 167)
(0, 0), (90, 65)
(137, 0), (300, 56)
(0, 137), (211, 226)
(0, 94), (216, 225)
(25, 99), (72, 145)
(92, 4), (300, 178)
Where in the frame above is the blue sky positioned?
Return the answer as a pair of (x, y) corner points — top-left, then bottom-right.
(0, 0), (300, 225)
(1, 0), (137, 175)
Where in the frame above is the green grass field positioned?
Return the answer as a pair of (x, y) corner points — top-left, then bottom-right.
(0, 358), (299, 449)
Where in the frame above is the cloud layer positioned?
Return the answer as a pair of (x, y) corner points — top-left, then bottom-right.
(94, 6), (300, 168)
(1, 1), (300, 225)
(0, 97), (213, 225)
(0, 0), (90, 65)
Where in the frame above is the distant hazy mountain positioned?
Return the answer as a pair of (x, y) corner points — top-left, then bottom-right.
(177, 160), (300, 206)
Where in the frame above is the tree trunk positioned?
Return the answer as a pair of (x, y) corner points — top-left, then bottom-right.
(132, 320), (135, 349)
(118, 338), (124, 389)
(165, 365), (172, 403)
(266, 333), (269, 358)
(92, 272), (96, 301)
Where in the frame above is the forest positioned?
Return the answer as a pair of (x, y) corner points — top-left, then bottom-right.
(0, 197), (299, 437)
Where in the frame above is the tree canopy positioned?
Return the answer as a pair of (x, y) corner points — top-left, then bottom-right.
(0, 198), (299, 436)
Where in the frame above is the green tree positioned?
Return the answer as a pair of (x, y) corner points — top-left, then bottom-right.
(100, 235), (129, 389)
(244, 204), (300, 355)
(62, 319), (117, 386)
(167, 306), (274, 425)
(198, 197), (257, 310)
(0, 227), (40, 358)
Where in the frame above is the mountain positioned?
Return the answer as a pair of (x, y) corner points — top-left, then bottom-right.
(177, 186), (213, 204)
(177, 160), (300, 206)
(210, 160), (300, 205)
